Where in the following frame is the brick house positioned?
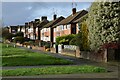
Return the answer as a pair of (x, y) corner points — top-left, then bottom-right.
(17, 25), (24, 32)
(27, 19), (40, 40)
(52, 8), (88, 42)
(36, 16), (49, 42)
(42, 15), (65, 46)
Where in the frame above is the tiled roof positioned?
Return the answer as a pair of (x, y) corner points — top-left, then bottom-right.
(53, 10), (88, 27)
(73, 13), (88, 23)
(37, 19), (49, 28)
(43, 16), (65, 28)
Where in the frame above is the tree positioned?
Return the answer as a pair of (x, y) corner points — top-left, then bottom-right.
(87, 1), (120, 50)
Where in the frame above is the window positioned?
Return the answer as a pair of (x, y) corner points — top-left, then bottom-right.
(67, 24), (70, 29)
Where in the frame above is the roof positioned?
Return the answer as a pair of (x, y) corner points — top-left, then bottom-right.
(73, 13), (88, 23)
(54, 10), (88, 27)
(43, 16), (65, 28)
(37, 19), (49, 28)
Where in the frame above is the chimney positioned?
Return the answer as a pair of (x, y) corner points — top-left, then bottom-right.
(41, 16), (47, 21)
(72, 8), (76, 15)
(35, 19), (40, 22)
(25, 22), (28, 25)
(25, 22), (29, 27)
(53, 14), (57, 20)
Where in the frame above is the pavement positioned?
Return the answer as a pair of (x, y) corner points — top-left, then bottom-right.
(2, 46), (120, 80)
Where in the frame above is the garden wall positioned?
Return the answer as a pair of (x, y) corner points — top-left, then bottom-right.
(80, 50), (107, 62)
(55, 44), (108, 62)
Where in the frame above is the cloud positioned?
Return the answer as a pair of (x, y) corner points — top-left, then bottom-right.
(2, 2), (92, 26)
(26, 6), (32, 10)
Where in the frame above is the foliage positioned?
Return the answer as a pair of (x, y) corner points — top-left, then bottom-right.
(101, 41), (120, 49)
(41, 41), (50, 48)
(23, 42), (30, 46)
(69, 37), (77, 45)
(2, 43), (72, 66)
(87, 1), (120, 50)
(2, 27), (14, 40)
(2, 65), (106, 76)
(4, 33), (14, 41)
(14, 36), (25, 44)
(77, 15), (89, 51)
(56, 34), (76, 45)
(14, 32), (24, 37)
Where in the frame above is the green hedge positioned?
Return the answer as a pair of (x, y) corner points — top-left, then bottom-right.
(14, 36), (25, 44)
(56, 34), (76, 45)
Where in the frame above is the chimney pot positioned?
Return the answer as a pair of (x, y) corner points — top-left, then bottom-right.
(41, 16), (47, 21)
(35, 19), (40, 22)
(53, 14), (57, 20)
(72, 8), (76, 15)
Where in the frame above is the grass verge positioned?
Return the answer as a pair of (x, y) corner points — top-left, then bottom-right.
(2, 43), (72, 66)
(3, 65), (107, 76)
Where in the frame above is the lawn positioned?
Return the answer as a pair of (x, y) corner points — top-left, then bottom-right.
(2, 43), (72, 66)
(2, 65), (107, 76)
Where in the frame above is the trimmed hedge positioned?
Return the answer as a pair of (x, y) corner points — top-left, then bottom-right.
(56, 34), (76, 45)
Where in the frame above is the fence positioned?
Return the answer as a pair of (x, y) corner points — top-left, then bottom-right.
(64, 45), (77, 50)
(58, 45), (80, 57)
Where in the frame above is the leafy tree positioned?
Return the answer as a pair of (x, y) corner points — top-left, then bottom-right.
(76, 20), (89, 51)
(87, 1), (120, 50)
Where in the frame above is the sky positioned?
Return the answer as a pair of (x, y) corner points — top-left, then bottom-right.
(2, 2), (92, 26)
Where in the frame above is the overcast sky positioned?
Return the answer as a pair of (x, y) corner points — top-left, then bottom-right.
(2, 2), (92, 26)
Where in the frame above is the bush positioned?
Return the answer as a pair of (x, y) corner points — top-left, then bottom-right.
(23, 42), (30, 46)
(14, 32), (24, 37)
(14, 36), (25, 44)
(4, 33), (14, 41)
(76, 20), (89, 51)
(41, 41), (50, 48)
(56, 34), (76, 45)
(69, 37), (77, 45)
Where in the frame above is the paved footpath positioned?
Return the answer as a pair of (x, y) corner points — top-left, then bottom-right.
(2, 46), (120, 80)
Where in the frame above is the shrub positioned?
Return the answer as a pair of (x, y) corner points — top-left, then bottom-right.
(4, 33), (14, 41)
(14, 36), (25, 44)
(14, 32), (24, 37)
(101, 41), (120, 49)
(77, 19), (89, 51)
(23, 42), (30, 46)
(69, 37), (77, 45)
(56, 34), (76, 45)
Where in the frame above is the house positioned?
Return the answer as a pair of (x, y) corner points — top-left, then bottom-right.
(17, 25), (24, 32)
(9, 26), (18, 34)
(24, 22), (29, 38)
(27, 19), (40, 40)
(52, 8), (88, 42)
(37, 16), (49, 41)
(42, 15), (65, 46)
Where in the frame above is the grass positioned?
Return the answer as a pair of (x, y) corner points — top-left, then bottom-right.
(2, 43), (72, 66)
(2, 65), (107, 76)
